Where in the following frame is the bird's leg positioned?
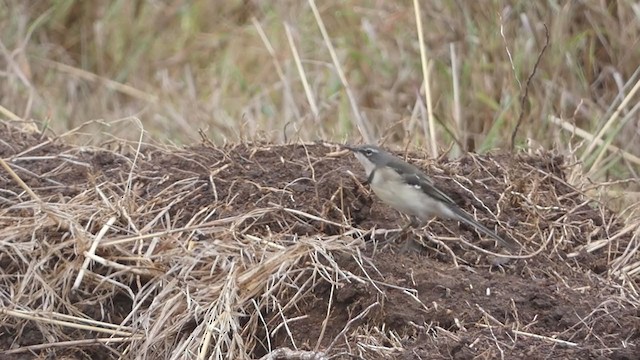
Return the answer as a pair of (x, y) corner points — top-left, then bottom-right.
(400, 217), (445, 254)
(382, 215), (414, 245)
(404, 215), (423, 234)
(409, 216), (422, 228)
(399, 216), (422, 251)
(396, 216), (430, 253)
(399, 216), (416, 234)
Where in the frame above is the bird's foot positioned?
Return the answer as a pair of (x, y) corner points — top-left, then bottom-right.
(365, 227), (404, 252)
(388, 221), (416, 243)
(399, 236), (425, 254)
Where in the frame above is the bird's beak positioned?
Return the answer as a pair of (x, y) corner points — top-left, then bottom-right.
(341, 144), (358, 152)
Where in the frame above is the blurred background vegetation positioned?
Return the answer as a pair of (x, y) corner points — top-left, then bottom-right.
(1, 1), (639, 193)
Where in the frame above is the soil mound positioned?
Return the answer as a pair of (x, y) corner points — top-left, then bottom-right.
(0, 122), (637, 359)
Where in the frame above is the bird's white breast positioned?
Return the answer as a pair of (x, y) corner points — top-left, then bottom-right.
(369, 167), (455, 220)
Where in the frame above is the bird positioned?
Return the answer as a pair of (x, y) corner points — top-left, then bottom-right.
(344, 144), (519, 251)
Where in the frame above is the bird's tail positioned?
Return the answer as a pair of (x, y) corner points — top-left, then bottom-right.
(451, 207), (519, 251)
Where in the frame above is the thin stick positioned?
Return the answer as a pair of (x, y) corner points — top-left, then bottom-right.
(73, 216), (117, 289)
(2, 336), (143, 355)
(284, 22), (319, 117)
(326, 301), (379, 352)
(413, 0), (437, 157)
(0, 104), (21, 120)
(450, 43), (463, 155)
(512, 329), (578, 347)
(314, 273), (335, 351)
(38, 58), (158, 103)
(510, 24), (549, 152)
(259, 348), (328, 360)
(547, 116), (640, 166)
(252, 17), (302, 121)
(308, 0), (373, 143)
(0, 158), (42, 203)
(583, 67), (640, 168)
(0, 308), (134, 337)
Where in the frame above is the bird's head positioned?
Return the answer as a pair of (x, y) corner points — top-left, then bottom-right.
(343, 144), (391, 175)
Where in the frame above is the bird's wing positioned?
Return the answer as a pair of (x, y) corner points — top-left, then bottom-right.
(384, 157), (519, 251)
(386, 160), (457, 206)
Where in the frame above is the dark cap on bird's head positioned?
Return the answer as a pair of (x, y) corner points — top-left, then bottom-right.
(342, 143), (396, 169)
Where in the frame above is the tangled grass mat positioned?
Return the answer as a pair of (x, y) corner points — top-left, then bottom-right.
(0, 121), (638, 359)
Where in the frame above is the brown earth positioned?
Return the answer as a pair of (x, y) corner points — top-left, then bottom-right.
(0, 122), (638, 359)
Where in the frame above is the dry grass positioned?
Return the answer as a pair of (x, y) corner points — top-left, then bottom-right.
(1, 1), (640, 358)
(0, 125), (363, 358)
(1, 119), (639, 358)
(2, 2), (639, 183)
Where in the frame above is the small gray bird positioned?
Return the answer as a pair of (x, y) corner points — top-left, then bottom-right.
(344, 144), (518, 251)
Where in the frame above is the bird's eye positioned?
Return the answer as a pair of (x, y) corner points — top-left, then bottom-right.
(364, 149), (373, 156)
